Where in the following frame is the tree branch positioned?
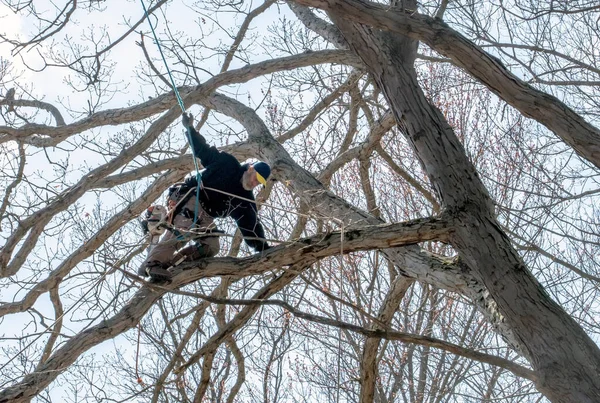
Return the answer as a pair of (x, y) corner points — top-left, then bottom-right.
(287, 2), (349, 49)
(197, 90), (523, 351)
(0, 96), (65, 126)
(0, 170), (181, 317)
(0, 50), (360, 146)
(292, 0), (600, 169)
(164, 291), (538, 383)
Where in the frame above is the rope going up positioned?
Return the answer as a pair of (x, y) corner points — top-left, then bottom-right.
(139, 0), (202, 223)
(139, 0), (185, 113)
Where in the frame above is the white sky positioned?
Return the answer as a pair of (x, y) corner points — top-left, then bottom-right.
(0, 4), (21, 52)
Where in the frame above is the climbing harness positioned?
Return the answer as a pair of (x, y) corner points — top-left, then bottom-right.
(165, 183), (197, 225)
(139, 0), (202, 224)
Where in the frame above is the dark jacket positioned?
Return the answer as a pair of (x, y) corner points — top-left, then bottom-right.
(183, 127), (269, 252)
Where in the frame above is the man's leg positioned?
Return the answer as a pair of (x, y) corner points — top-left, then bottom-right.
(170, 235), (219, 265)
(139, 230), (184, 281)
(139, 198), (220, 278)
(168, 199), (220, 266)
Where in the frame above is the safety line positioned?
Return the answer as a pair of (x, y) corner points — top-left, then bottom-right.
(201, 185), (344, 225)
(139, 0), (202, 223)
(139, 0), (185, 113)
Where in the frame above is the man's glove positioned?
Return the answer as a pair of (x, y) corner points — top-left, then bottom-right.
(182, 113), (194, 129)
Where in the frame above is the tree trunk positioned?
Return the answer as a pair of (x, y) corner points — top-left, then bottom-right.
(329, 13), (600, 403)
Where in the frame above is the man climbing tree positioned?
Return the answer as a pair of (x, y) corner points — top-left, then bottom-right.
(1, 1), (600, 402)
(138, 113), (272, 281)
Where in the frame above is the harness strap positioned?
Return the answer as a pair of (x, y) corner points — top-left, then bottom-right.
(166, 187), (196, 225)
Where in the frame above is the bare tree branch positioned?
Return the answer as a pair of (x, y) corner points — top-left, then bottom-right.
(0, 50), (360, 146)
(163, 290), (538, 383)
(293, 0), (600, 169)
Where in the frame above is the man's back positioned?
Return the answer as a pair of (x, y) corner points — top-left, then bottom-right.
(184, 155), (255, 220)
(184, 124), (269, 252)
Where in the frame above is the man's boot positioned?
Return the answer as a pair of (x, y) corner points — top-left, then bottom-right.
(139, 260), (172, 282)
(169, 243), (214, 267)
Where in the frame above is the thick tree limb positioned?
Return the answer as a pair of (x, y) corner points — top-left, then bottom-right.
(0, 216), (450, 402)
(198, 91), (522, 351)
(328, 13), (600, 401)
(288, 2), (349, 49)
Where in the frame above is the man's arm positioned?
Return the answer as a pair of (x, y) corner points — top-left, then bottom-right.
(182, 114), (220, 167)
(229, 203), (270, 252)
